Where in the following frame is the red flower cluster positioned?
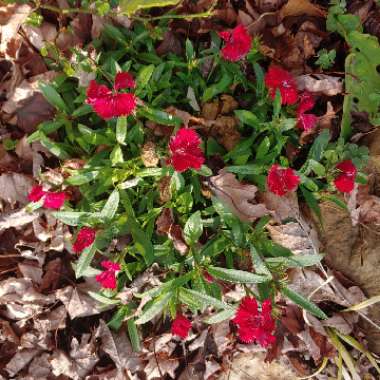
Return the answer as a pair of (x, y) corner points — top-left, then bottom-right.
(297, 92), (318, 131)
(169, 128), (205, 172)
(334, 160), (357, 193)
(72, 227), (96, 254)
(171, 313), (192, 339)
(264, 66), (298, 105)
(232, 297), (276, 347)
(219, 25), (252, 62)
(267, 164), (300, 196)
(28, 185), (66, 209)
(95, 261), (121, 289)
(86, 72), (136, 120)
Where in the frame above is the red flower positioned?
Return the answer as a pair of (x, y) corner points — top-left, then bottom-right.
(204, 271), (214, 283)
(43, 191), (66, 209)
(334, 160), (357, 193)
(86, 72), (137, 120)
(28, 185), (45, 202)
(267, 164), (300, 196)
(72, 227), (96, 253)
(95, 260), (121, 289)
(169, 128), (205, 172)
(264, 66), (298, 105)
(28, 186), (66, 209)
(219, 25), (252, 62)
(232, 297), (276, 347)
(171, 313), (192, 339)
(297, 92), (318, 131)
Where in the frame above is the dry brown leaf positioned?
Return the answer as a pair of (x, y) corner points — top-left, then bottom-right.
(209, 170), (270, 222)
(5, 348), (41, 377)
(279, 0), (326, 19)
(22, 22), (57, 50)
(0, 173), (33, 205)
(0, 209), (39, 231)
(220, 94), (238, 115)
(18, 263), (43, 284)
(210, 116), (241, 151)
(27, 352), (53, 378)
(156, 30), (183, 56)
(158, 175), (172, 203)
(296, 74), (343, 96)
(202, 100), (219, 120)
(141, 141), (159, 168)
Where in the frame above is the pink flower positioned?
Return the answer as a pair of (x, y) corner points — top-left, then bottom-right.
(267, 164), (300, 196)
(28, 185), (45, 202)
(169, 128), (205, 172)
(28, 186), (66, 209)
(334, 160), (357, 193)
(219, 25), (252, 62)
(171, 313), (192, 339)
(72, 227), (96, 253)
(264, 66), (298, 105)
(297, 92), (318, 131)
(86, 72), (137, 120)
(95, 260), (121, 289)
(232, 297), (276, 347)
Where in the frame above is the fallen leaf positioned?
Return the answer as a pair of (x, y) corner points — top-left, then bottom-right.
(22, 22), (58, 50)
(5, 348), (41, 377)
(18, 262), (43, 284)
(141, 141), (159, 168)
(0, 173), (33, 205)
(209, 116), (241, 151)
(0, 209), (39, 231)
(27, 352), (53, 378)
(156, 30), (183, 56)
(279, 0), (326, 19)
(209, 170), (270, 222)
(296, 74), (343, 96)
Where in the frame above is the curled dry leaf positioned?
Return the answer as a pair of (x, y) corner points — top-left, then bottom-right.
(141, 141), (159, 168)
(0, 209), (39, 231)
(296, 74), (343, 96)
(5, 348), (42, 377)
(156, 208), (188, 255)
(209, 170), (270, 222)
(22, 22), (58, 51)
(279, 0), (326, 19)
(0, 173), (33, 205)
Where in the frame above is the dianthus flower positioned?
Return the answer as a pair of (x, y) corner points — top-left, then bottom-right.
(334, 160), (357, 193)
(171, 313), (192, 339)
(264, 66), (298, 105)
(297, 92), (318, 131)
(219, 25), (252, 62)
(267, 164), (300, 196)
(28, 185), (66, 209)
(86, 72), (136, 120)
(232, 297), (276, 347)
(95, 261), (121, 289)
(169, 128), (205, 172)
(72, 227), (96, 254)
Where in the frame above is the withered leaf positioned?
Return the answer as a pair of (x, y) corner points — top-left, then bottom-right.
(209, 170), (270, 222)
(296, 74), (343, 96)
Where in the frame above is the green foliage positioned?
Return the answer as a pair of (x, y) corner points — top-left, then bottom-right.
(315, 49), (336, 69)
(119, 0), (181, 16)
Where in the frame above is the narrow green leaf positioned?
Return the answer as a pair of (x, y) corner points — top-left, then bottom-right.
(75, 244), (97, 279)
(110, 144), (124, 165)
(136, 291), (172, 324)
(127, 318), (141, 352)
(138, 107), (182, 127)
(266, 254), (323, 268)
(99, 189), (120, 221)
(282, 287), (328, 319)
(53, 211), (92, 226)
(39, 82), (68, 113)
(66, 171), (99, 186)
(208, 266), (269, 284)
(136, 64), (155, 93)
(203, 73), (232, 102)
(183, 211), (203, 246)
(250, 245), (272, 279)
(108, 306), (130, 330)
(88, 291), (121, 305)
(226, 164), (261, 175)
(120, 0), (181, 16)
(180, 288), (231, 310)
(39, 134), (70, 159)
(116, 116), (127, 145)
(204, 308), (236, 324)
(234, 110), (260, 128)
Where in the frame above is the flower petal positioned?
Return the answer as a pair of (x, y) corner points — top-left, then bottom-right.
(72, 227), (96, 253)
(43, 191), (66, 209)
(267, 164), (300, 196)
(171, 314), (192, 339)
(28, 185), (45, 202)
(114, 72), (136, 90)
(220, 25), (252, 62)
(265, 66), (298, 105)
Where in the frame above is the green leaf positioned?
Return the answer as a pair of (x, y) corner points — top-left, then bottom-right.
(256, 137), (271, 160)
(138, 107), (182, 127)
(266, 254), (323, 268)
(39, 134), (70, 159)
(99, 189), (119, 221)
(281, 287), (328, 319)
(72, 104), (92, 117)
(66, 171), (99, 186)
(180, 288), (231, 310)
(110, 145), (124, 165)
(136, 291), (172, 324)
(108, 305), (130, 330)
(207, 266), (269, 284)
(203, 73), (232, 102)
(300, 186), (322, 222)
(116, 116), (127, 145)
(136, 64), (155, 93)
(127, 318), (141, 352)
(88, 291), (121, 305)
(226, 164), (261, 175)
(53, 211), (92, 226)
(307, 129), (330, 162)
(39, 82), (68, 113)
(183, 211), (203, 246)
(250, 245), (272, 279)
(75, 244), (97, 279)
(119, 0), (181, 16)
(235, 110), (260, 128)
(204, 308), (236, 324)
